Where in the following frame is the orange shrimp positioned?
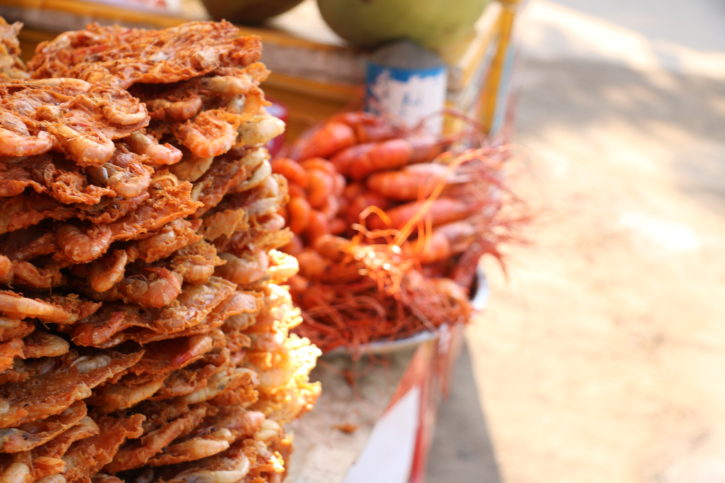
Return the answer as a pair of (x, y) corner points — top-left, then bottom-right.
(370, 198), (475, 230)
(305, 169), (334, 209)
(333, 133), (452, 179)
(287, 196), (312, 235)
(113, 267), (183, 308)
(329, 111), (379, 126)
(320, 196), (340, 219)
(294, 121), (355, 161)
(296, 249), (329, 279)
(328, 217), (347, 235)
(346, 190), (391, 224)
(304, 210), (329, 244)
(332, 139), (411, 179)
(413, 220), (478, 263)
(288, 274), (309, 293)
(0, 255), (12, 284)
(330, 111), (402, 143)
(342, 182), (365, 200)
(313, 234), (349, 261)
(282, 235), (304, 256)
(271, 158), (307, 188)
(299, 158), (336, 176)
(367, 163), (461, 200)
(287, 183), (306, 199)
(342, 136), (448, 179)
(407, 133), (450, 164)
(332, 173), (346, 197)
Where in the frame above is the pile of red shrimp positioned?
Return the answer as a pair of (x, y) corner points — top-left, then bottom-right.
(0, 20), (319, 482)
(273, 112), (517, 352)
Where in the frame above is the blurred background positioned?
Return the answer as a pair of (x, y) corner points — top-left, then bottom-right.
(429, 1), (725, 481)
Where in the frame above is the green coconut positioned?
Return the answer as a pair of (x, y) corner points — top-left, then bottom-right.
(316, 0), (489, 51)
(201, 0), (305, 25)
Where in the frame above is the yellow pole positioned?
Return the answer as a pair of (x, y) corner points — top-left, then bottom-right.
(480, 0), (520, 135)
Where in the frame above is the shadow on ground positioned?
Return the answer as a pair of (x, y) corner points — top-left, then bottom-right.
(518, 57), (725, 215)
(426, 340), (501, 483)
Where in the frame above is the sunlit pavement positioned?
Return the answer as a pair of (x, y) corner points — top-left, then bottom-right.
(427, 1), (725, 481)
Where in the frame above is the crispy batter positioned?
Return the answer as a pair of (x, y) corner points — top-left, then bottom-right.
(89, 333), (215, 412)
(0, 337), (23, 373)
(0, 359), (46, 385)
(0, 452), (60, 482)
(96, 144), (154, 199)
(201, 207), (248, 242)
(170, 240), (225, 285)
(204, 175), (286, 246)
(130, 62), (269, 122)
(89, 266), (183, 309)
(253, 379), (321, 427)
(0, 401), (86, 454)
(0, 253), (10, 282)
(217, 215), (292, 255)
(131, 218), (202, 264)
(76, 192), (150, 225)
(199, 63), (270, 99)
(108, 174), (201, 242)
(215, 248), (269, 287)
(0, 19), (316, 482)
(237, 112), (285, 148)
(1, 415), (102, 482)
(8, 259), (65, 289)
(0, 161), (43, 198)
(190, 153), (249, 217)
(53, 222), (113, 265)
(0, 349), (143, 429)
(83, 219), (202, 294)
(29, 22), (262, 88)
(266, 249), (299, 285)
(124, 131), (182, 167)
(22, 330), (70, 359)
(134, 82), (203, 122)
(0, 193), (75, 235)
(230, 158), (271, 195)
(129, 334), (217, 379)
(0, 291), (100, 324)
(150, 348), (230, 401)
(150, 438), (261, 483)
(170, 151), (215, 182)
(174, 108), (246, 159)
(0, 317), (33, 342)
(0, 79), (148, 163)
(152, 288), (263, 344)
(38, 416), (100, 461)
(178, 366), (258, 406)
(104, 404), (209, 473)
(146, 407), (264, 467)
(70, 277), (236, 347)
(0, 155), (115, 204)
(85, 249), (128, 293)
(52, 174), (200, 265)
(92, 473), (122, 483)
(88, 376), (168, 417)
(0, 18), (27, 80)
(61, 413), (145, 481)
(0, 416), (100, 482)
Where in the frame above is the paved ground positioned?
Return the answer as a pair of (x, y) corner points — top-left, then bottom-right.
(428, 1), (725, 482)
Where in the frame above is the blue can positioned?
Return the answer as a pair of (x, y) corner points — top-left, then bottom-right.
(365, 41), (447, 135)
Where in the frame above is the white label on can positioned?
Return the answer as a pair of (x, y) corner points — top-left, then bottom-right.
(366, 64), (447, 135)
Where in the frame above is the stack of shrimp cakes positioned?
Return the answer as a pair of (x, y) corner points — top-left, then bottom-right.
(0, 20), (320, 482)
